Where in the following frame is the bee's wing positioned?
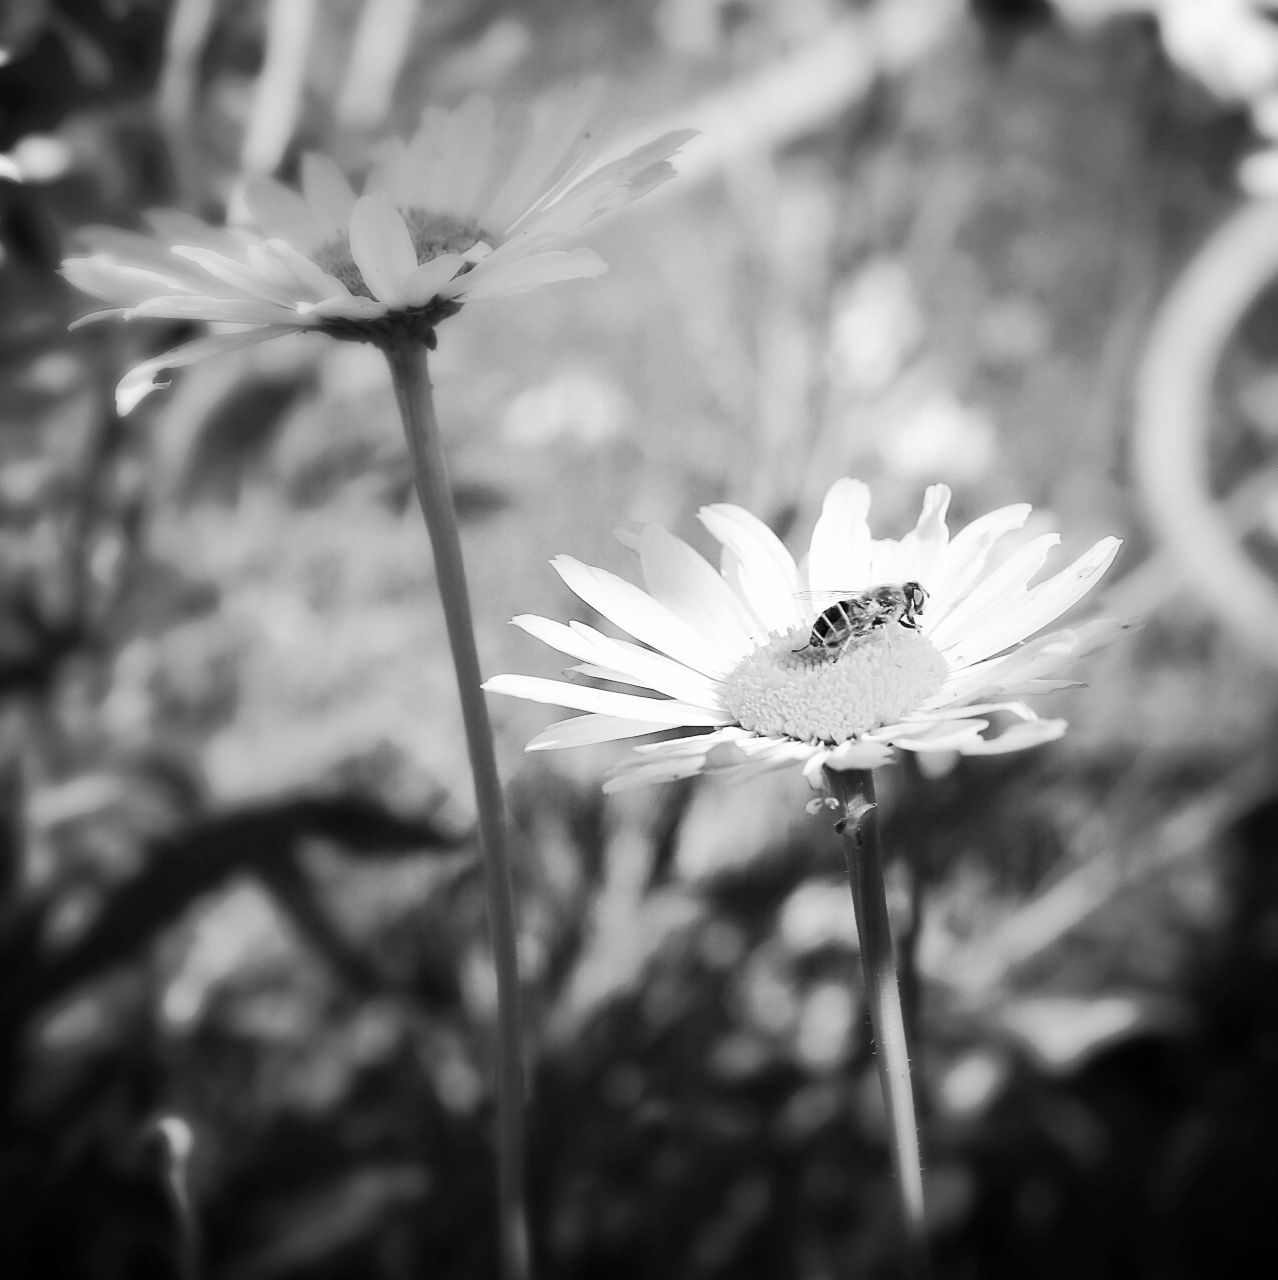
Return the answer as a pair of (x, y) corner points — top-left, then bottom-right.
(793, 589), (858, 604)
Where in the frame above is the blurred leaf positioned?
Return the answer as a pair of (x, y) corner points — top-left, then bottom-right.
(0, 794), (466, 1025)
(0, 0), (165, 149)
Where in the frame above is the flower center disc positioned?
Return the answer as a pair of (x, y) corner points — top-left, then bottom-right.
(719, 624), (948, 744)
(314, 209), (491, 300)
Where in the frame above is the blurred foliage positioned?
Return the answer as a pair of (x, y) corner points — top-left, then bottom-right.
(2, 0), (1278, 1277)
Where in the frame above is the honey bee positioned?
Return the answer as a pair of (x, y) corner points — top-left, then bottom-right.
(793, 582), (929, 661)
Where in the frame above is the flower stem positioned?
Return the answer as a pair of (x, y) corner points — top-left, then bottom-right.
(383, 342), (530, 1280)
(824, 767), (931, 1280)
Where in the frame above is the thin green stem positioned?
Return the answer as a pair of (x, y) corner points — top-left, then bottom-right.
(824, 767), (931, 1280)
(383, 343), (530, 1280)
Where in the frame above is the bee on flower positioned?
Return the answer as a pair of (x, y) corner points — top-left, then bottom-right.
(483, 480), (1128, 792)
(61, 83), (695, 412)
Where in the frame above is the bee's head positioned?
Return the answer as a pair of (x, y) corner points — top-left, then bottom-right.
(904, 581), (928, 614)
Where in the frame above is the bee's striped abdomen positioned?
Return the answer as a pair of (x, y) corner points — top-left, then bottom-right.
(812, 602), (855, 648)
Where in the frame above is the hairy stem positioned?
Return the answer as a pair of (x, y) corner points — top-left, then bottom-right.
(383, 343), (530, 1280)
(824, 767), (930, 1280)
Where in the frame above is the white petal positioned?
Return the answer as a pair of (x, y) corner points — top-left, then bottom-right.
(923, 630), (1080, 708)
(602, 727), (772, 792)
(435, 95), (496, 218)
(929, 503), (1033, 621)
(551, 556), (731, 678)
(927, 533), (1061, 652)
(710, 740), (826, 783)
(399, 253), (466, 307)
(170, 246), (305, 306)
(123, 295), (299, 325)
(525, 714), (677, 750)
(69, 307), (129, 328)
(875, 719), (991, 751)
(347, 194), (418, 306)
(956, 719), (1067, 755)
(511, 614), (725, 707)
(143, 209), (247, 253)
(62, 257), (175, 307)
(602, 754), (714, 793)
(807, 479), (873, 595)
(66, 250), (235, 300)
(306, 294), (390, 320)
(637, 525), (758, 657)
(252, 240), (352, 301)
(365, 137), (414, 205)
(699, 504), (803, 633)
(509, 130), (696, 240)
(904, 699), (1039, 724)
(450, 249), (606, 301)
(115, 327), (292, 414)
(481, 674), (729, 726)
(891, 484), (952, 586)
(943, 538), (1122, 668)
(243, 176), (323, 248)
(482, 81), (605, 232)
(300, 152), (356, 233)
(114, 295), (285, 326)
(820, 738), (897, 772)
(78, 224), (230, 286)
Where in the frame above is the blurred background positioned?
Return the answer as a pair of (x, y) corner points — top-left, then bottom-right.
(3, 0), (1278, 1276)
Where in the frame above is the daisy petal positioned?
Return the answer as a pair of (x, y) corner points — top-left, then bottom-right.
(143, 209), (248, 253)
(927, 533), (1061, 652)
(891, 484), (952, 585)
(903, 699), (1037, 723)
(435, 95), (497, 218)
(602, 754), (716, 793)
(63, 257), (176, 307)
(922, 628), (1090, 710)
(944, 537), (1123, 667)
(347, 194), (417, 306)
(170, 246), (306, 307)
(243, 176), (323, 248)
(481, 674), (730, 726)
(525, 714), (678, 750)
(930, 503), (1033, 620)
(820, 739), (897, 771)
(400, 254), (466, 307)
(699, 503), (803, 633)
(482, 80), (607, 232)
(629, 726), (754, 758)
(603, 727), (764, 792)
(123, 296), (300, 325)
(957, 718), (1068, 755)
(306, 295), (390, 321)
(300, 152), (356, 232)
(451, 249), (606, 301)
(511, 614), (724, 707)
(253, 240), (352, 301)
(551, 556), (730, 678)
(637, 525), (759, 656)
(116, 327), (293, 414)
(876, 719), (991, 751)
(807, 479), (873, 595)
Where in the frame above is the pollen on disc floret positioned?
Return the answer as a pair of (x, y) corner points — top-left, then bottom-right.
(719, 624), (949, 745)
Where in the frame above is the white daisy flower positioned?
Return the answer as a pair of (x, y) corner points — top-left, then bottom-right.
(62, 83), (695, 413)
(484, 481), (1126, 794)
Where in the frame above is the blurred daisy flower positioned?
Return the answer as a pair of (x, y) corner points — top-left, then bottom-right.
(62, 84), (695, 412)
(484, 481), (1125, 793)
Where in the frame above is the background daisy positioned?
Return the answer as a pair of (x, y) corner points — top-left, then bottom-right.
(62, 83), (694, 411)
(485, 480), (1124, 792)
